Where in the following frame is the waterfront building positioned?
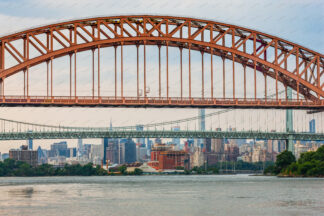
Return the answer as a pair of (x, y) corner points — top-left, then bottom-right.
(9, 145), (38, 166)
(148, 143), (190, 170)
(158, 150), (190, 170)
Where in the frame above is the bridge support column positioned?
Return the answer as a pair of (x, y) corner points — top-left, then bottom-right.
(0, 78), (2, 97)
(0, 41), (4, 72)
(286, 87), (294, 153)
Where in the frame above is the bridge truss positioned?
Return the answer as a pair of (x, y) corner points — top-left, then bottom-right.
(0, 15), (323, 109)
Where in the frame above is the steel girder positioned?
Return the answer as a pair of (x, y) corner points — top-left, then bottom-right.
(0, 130), (323, 141)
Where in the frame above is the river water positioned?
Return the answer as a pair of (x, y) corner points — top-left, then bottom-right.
(0, 175), (323, 216)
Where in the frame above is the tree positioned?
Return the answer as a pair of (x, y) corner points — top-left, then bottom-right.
(133, 168), (143, 175)
(118, 165), (127, 174)
(298, 151), (316, 164)
(314, 145), (324, 161)
(275, 150), (295, 174)
(264, 165), (275, 175)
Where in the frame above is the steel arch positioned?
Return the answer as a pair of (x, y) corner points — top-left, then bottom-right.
(0, 15), (323, 107)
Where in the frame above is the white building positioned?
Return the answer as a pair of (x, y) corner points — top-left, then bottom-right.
(90, 144), (104, 165)
(190, 148), (205, 168)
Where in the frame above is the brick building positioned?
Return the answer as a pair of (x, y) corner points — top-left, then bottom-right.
(9, 145), (38, 167)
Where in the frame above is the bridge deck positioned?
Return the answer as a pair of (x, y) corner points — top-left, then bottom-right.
(0, 130), (323, 141)
(0, 96), (323, 109)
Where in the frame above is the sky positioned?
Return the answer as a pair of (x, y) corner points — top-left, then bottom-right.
(0, 0), (323, 153)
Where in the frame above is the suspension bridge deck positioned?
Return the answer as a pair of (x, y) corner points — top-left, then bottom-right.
(0, 130), (323, 141)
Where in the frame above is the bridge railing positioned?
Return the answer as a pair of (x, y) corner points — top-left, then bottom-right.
(0, 95), (322, 106)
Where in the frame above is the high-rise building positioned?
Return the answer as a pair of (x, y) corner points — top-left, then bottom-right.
(172, 126), (181, 147)
(68, 147), (77, 157)
(224, 143), (239, 161)
(102, 138), (109, 164)
(205, 138), (211, 152)
(136, 125), (145, 145)
(49, 141), (69, 157)
(90, 144), (104, 165)
(198, 109), (205, 131)
(52, 142), (67, 157)
(37, 146), (47, 164)
(123, 138), (136, 163)
(155, 138), (162, 145)
(106, 139), (123, 164)
(211, 128), (224, 157)
(198, 109), (206, 147)
(267, 140), (273, 153)
(309, 119), (315, 133)
(77, 139), (83, 157)
(147, 139), (153, 152)
(9, 145), (38, 166)
(27, 138), (33, 150)
(211, 138), (224, 154)
(83, 144), (92, 159)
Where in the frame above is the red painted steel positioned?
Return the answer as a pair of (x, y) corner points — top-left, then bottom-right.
(0, 96), (321, 108)
(0, 15), (322, 108)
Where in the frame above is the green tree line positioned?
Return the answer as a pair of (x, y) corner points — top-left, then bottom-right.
(0, 159), (108, 176)
(264, 145), (324, 177)
(215, 160), (274, 171)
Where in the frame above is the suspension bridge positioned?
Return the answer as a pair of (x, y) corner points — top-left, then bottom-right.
(0, 106), (323, 141)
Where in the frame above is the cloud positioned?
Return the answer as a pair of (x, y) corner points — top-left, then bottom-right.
(0, 14), (55, 37)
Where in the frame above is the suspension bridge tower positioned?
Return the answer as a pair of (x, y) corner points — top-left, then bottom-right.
(286, 87), (294, 153)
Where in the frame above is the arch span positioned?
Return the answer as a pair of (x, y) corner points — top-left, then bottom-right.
(0, 15), (323, 108)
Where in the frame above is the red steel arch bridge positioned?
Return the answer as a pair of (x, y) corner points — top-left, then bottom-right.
(0, 15), (323, 109)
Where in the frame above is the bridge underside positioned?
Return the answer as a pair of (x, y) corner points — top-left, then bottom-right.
(0, 131), (323, 141)
(0, 96), (323, 109)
